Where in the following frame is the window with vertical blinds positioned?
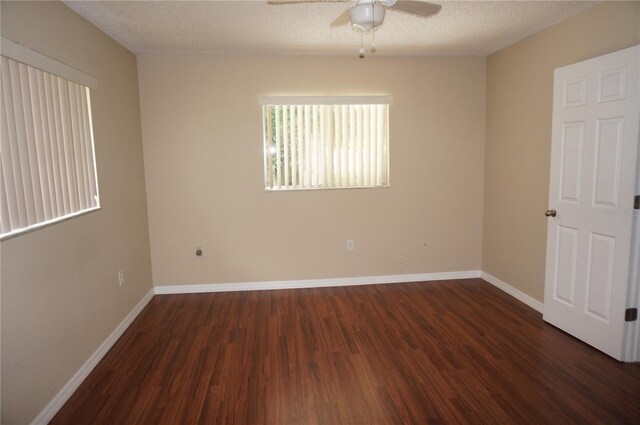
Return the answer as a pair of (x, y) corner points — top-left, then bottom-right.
(261, 96), (389, 190)
(0, 55), (99, 239)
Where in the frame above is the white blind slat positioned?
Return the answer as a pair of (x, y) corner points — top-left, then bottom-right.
(311, 105), (318, 187)
(68, 83), (87, 210)
(326, 106), (333, 187)
(78, 86), (92, 207)
(297, 106), (303, 188)
(333, 106), (341, 187)
(0, 158), (11, 233)
(20, 63), (45, 224)
(357, 105), (364, 186)
(274, 105), (282, 188)
(318, 105), (327, 186)
(37, 70), (56, 218)
(283, 106), (289, 188)
(1, 86), (20, 230)
(304, 105), (311, 187)
(363, 105), (370, 186)
(377, 105), (386, 186)
(341, 106), (348, 187)
(372, 105), (378, 184)
(265, 106), (274, 189)
(58, 78), (80, 213)
(5, 60), (29, 227)
(44, 73), (65, 216)
(290, 106), (297, 187)
(30, 67), (52, 221)
(81, 88), (98, 206)
(348, 106), (355, 187)
(50, 75), (71, 214)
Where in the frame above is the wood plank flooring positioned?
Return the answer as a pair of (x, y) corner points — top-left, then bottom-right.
(51, 279), (640, 424)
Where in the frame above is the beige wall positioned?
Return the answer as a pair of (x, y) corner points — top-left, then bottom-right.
(483, 1), (640, 301)
(137, 55), (486, 287)
(0, 2), (153, 424)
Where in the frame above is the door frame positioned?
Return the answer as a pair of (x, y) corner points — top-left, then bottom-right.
(623, 137), (640, 362)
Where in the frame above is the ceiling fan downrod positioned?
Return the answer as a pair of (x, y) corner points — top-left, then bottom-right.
(356, 0), (379, 59)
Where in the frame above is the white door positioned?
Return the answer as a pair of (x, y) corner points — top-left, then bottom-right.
(544, 45), (640, 361)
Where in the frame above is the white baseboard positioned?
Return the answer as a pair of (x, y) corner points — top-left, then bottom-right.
(31, 289), (155, 425)
(480, 271), (544, 312)
(153, 270), (482, 294)
(154, 271), (544, 313)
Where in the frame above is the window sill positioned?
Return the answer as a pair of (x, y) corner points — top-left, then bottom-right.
(0, 206), (101, 241)
(265, 185), (390, 192)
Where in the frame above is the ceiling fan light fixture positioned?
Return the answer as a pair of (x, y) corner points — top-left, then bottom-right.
(349, 2), (385, 31)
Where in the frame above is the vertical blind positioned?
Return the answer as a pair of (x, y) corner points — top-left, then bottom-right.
(0, 56), (99, 238)
(262, 99), (389, 190)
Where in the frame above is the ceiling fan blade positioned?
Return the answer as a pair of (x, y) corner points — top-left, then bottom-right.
(267, 0), (351, 5)
(330, 9), (352, 28)
(387, 1), (441, 18)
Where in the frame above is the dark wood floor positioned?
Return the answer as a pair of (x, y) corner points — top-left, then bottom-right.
(51, 279), (640, 424)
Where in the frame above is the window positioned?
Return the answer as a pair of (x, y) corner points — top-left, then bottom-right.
(261, 96), (389, 190)
(1, 38), (99, 239)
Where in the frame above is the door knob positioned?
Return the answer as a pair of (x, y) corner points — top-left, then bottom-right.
(545, 209), (557, 217)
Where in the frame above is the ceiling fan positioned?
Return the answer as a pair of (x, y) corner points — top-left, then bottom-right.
(267, 0), (442, 31)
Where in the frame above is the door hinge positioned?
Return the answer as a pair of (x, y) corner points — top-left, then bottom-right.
(626, 308), (638, 322)
(635, 195), (640, 210)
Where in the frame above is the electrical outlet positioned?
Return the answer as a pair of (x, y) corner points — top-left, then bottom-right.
(118, 269), (125, 287)
(346, 239), (355, 252)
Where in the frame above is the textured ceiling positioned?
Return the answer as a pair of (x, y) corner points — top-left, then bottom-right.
(63, 0), (597, 56)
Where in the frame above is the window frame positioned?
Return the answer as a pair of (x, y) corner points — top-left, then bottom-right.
(0, 37), (100, 240)
(260, 95), (391, 192)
